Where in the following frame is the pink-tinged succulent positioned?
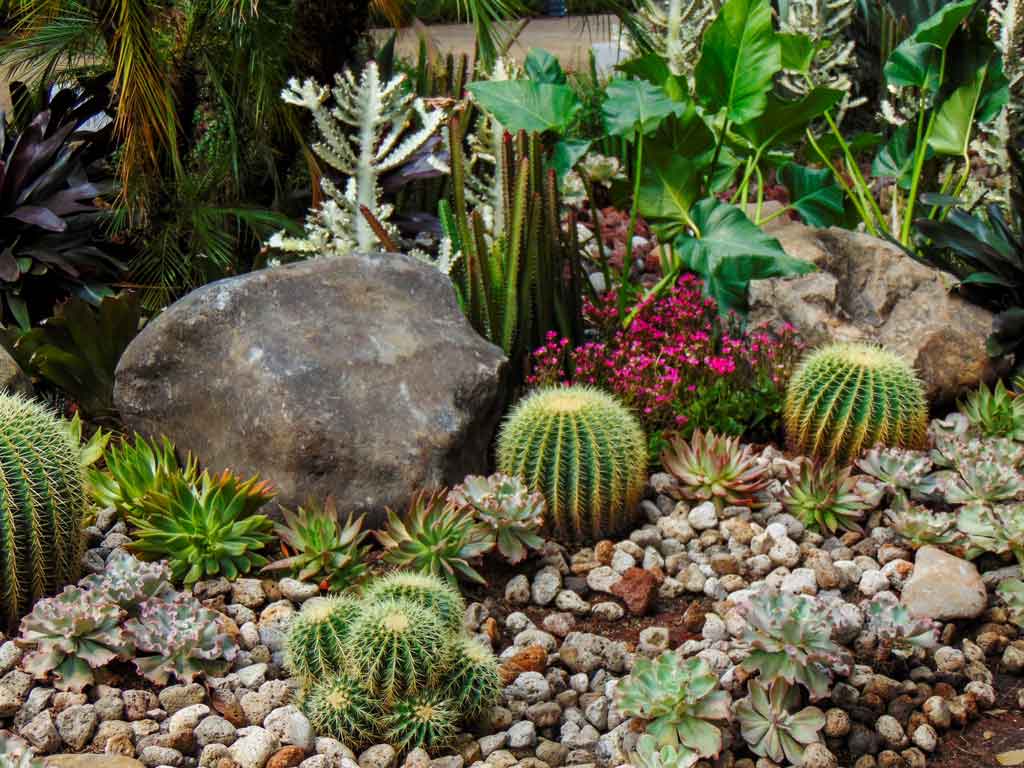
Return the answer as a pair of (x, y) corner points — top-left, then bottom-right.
(448, 473), (545, 564)
(81, 550), (174, 615)
(865, 595), (939, 659)
(782, 459), (870, 535)
(661, 430), (769, 509)
(125, 595), (238, 685)
(19, 586), (130, 692)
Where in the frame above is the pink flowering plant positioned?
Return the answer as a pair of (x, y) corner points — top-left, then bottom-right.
(528, 274), (803, 451)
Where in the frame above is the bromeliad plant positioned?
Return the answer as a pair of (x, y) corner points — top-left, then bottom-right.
(615, 653), (731, 759)
(740, 592), (851, 700)
(128, 470), (275, 584)
(959, 380), (1024, 440)
(377, 491), (492, 586)
(735, 679), (826, 766)
(782, 459), (871, 534)
(262, 497), (371, 591)
(447, 473), (546, 565)
(87, 433), (197, 517)
(660, 429), (769, 510)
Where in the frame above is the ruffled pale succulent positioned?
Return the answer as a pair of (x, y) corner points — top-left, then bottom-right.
(739, 592), (851, 700)
(998, 577), (1024, 627)
(632, 734), (700, 768)
(957, 503), (1024, 564)
(735, 678), (826, 765)
(782, 459), (870, 534)
(447, 473), (545, 564)
(615, 653), (731, 759)
(865, 595), (939, 659)
(81, 550), (174, 614)
(661, 430), (769, 509)
(855, 447), (934, 499)
(885, 493), (961, 549)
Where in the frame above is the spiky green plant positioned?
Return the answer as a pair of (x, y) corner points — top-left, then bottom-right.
(781, 460), (870, 534)
(497, 386), (648, 545)
(735, 679), (826, 765)
(363, 572), (466, 635)
(784, 343), (928, 464)
(615, 653), (731, 757)
(384, 690), (458, 754)
(444, 636), (502, 720)
(740, 592), (851, 701)
(262, 497), (371, 591)
(865, 596), (939, 660)
(448, 473), (546, 564)
(87, 434), (197, 516)
(285, 595), (361, 681)
(19, 586), (129, 692)
(301, 672), (382, 748)
(128, 470), (275, 584)
(998, 577), (1024, 627)
(0, 393), (86, 633)
(661, 429), (769, 510)
(377, 491), (491, 586)
(345, 597), (451, 702)
(961, 380), (1024, 440)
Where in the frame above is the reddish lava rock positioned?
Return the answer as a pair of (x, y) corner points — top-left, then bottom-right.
(267, 746), (306, 768)
(611, 568), (659, 616)
(499, 644), (548, 684)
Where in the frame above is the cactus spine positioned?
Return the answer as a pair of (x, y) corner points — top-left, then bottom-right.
(384, 691), (458, 752)
(364, 571), (466, 634)
(444, 636), (502, 719)
(285, 595), (360, 679)
(303, 673), (382, 747)
(0, 394), (86, 632)
(497, 386), (647, 545)
(784, 343), (928, 464)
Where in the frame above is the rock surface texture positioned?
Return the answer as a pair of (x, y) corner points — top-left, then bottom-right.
(901, 546), (988, 620)
(749, 220), (1002, 403)
(114, 254), (507, 525)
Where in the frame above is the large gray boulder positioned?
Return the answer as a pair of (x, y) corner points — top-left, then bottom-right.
(114, 253), (507, 526)
(749, 219), (1004, 404)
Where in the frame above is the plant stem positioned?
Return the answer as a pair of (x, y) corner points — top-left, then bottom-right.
(622, 129), (644, 305)
(900, 50), (948, 245)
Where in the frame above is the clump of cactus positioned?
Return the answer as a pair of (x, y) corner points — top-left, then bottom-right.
(363, 571), (466, 634)
(865, 595), (939, 660)
(87, 433), (196, 515)
(661, 430), (769, 510)
(19, 586), (130, 692)
(129, 469), (276, 584)
(960, 380), (1024, 440)
(0, 393), (87, 632)
(735, 679), (826, 765)
(448, 473), (546, 564)
(497, 386), (647, 545)
(291, 572), (501, 754)
(885, 494), (961, 548)
(377, 491), (491, 586)
(782, 459), (871, 534)
(262, 496), (371, 591)
(126, 594), (238, 685)
(285, 595), (360, 679)
(740, 592), (851, 700)
(784, 343), (928, 464)
(615, 653), (731, 760)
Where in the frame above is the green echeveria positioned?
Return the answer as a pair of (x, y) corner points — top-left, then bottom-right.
(615, 653), (731, 758)
(884, 493), (961, 548)
(740, 592), (850, 700)
(735, 679), (825, 765)
(447, 473), (546, 564)
(632, 734), (700, 768)
(957, 503), (1024, 564)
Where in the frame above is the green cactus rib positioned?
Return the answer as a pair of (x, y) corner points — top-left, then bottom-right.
(301, 672), (382, 748)
(363, 572), (466, 634)
(384, 690), (458, 754)
(285, 595), (360, 681)
(346, 597), (452, 703)
(497, 386), (647, 545)
(784, 343), (928, 464)
(444, 636), (502, 720)
(0, 394), (85, 633)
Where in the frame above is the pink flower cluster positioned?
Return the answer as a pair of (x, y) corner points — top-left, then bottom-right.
(528, 274), (804, 437)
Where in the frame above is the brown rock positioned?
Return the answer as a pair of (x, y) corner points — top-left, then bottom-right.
(44, 758), (144, 768)
(481, 617), (500, 644)
(114, 254), (507, 525)
(209, 685), (248, 727)
(682, 601), (707, 632)
(0, 346), (32, 397)
(610, 568), (658, 615)
(499, 645), (548, 684)
(594, 540), (615, 565)
(267, 746), (306, 768)
(749, 220), (1005, 403)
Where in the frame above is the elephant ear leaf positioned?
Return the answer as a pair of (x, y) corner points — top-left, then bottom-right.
(778, 163), (845, 227)
(884, 0), (975, 90)
(467, 81), (580, 134)
(694, 0), (781, 125)
(601, 79), (684, 138)
(673, 199), (814, 314)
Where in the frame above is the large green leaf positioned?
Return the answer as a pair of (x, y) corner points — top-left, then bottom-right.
(525, 48), (566, 84)
(884, 0), (975, 89)
(694, 0), (781, 124)
(549, 138), (592, 180)
(467, 81), (581, 134)
(617, 54), (690, 103)
(602, 79), (684, 138)
(778, 32), (815, 73)
(736, 89), (843, 154)
(637, 156), (701, 240)
(929, 62), (990, 157)
(778, 163), (845, 227)
(674, 199), (814, 313)
(872, 124), (923, 190)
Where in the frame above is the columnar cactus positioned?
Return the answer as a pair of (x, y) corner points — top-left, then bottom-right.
(497, 386), (648, 545)
(0, 394), (86, 632)
(784, 343), (928, 464)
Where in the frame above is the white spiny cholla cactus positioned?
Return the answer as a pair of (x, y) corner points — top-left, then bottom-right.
(637, 0), (723, 78)
(777, 0), (864, 124)
(977, 0), (1024, 199)
(270, 62), (446, 257)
